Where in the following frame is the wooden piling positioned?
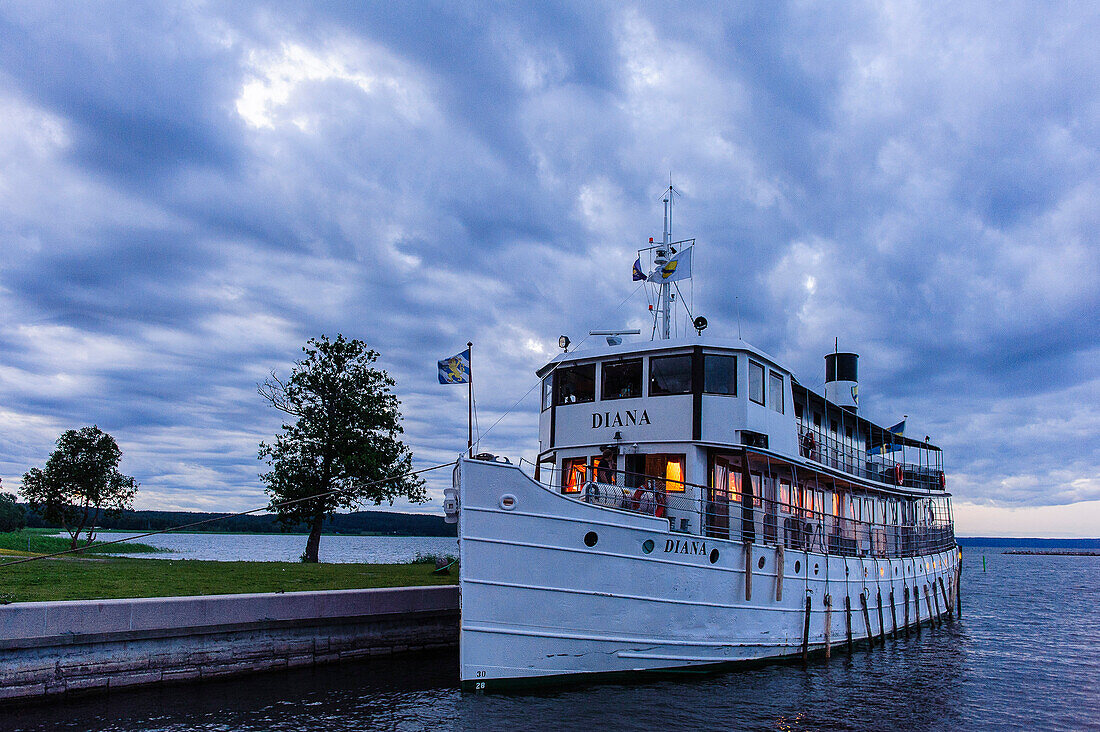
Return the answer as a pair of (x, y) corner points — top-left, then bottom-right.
(776, 546), (784, 602)
(939, 576), (950, 616)
(824, 594), (833, 660)
(932, 578), (942, 620)
(801, 595), (811, 665)
(889, 589), (898, 639)
(924, 583), (935, 627)
(845, 594), (853, 654)
(744, 543), (753, 602)
(903, 585), (910, 638)
(876, 590), (886, 644)
(859, 592), (874, 646)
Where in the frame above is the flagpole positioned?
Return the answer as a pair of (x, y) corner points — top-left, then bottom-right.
(467, 341), (473, 458)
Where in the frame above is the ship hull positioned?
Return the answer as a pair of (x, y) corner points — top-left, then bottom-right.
(457, 458), (960, 690)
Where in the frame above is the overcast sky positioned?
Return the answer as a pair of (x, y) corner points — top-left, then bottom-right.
(1, 2), (1096, 536)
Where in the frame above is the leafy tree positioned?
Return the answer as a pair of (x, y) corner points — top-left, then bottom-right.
(20, 426), (138, 550)
(259, 334), (425, 563)
(0, 492), (26, 533)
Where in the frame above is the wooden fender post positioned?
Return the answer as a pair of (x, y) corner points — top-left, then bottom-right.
(801, 595), (811, 665)
(914, 584), (921, 634)
(823, 594), (833, 660)
(924, 583), (936, 628)
(932, 578), (942, 621)
(744, 543), (753, 602)
(876, 590), (886, 644)
(903, 585), (910, 638)
(889, 589), (898, 639)
(775, 545), (784, 602)
(939, 576), (951, 616)
(845, 594), (853, 654)
(956, 561), (963, 618)
(859, 592), (874, 647)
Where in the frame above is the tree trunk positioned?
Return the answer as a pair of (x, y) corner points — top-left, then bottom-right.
(302, 508), (325, 563)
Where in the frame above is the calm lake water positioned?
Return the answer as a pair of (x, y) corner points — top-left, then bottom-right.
(4, 547), (1098, 731)
(79, 532), (459, 563)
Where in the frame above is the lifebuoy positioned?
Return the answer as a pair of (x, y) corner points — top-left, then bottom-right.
(894, 464), (904, 486)
(654, 489), (667, 518)
(631, 487), (646, 511)
(584, 481), (601, 502)
(939, 472), (946, 489)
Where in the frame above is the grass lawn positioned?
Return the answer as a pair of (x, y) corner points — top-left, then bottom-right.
(0, 556), (457, 603)
(0, 530), (162, 556)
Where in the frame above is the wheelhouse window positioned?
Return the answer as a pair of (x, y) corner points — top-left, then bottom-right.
(541, 374), (553, 411)
(749, 361), (765, 405)
(704, 354), (736, 395)
(601, 359), (642, 400)
(769, 370), (784, 413)
(648, 354), (693, 395)
(556, 363), (595, 404)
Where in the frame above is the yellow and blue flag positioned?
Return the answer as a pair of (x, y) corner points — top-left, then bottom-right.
(648, 246), (692, 283)
(632, 258), (647, 281)
(438, 348), (471, 384)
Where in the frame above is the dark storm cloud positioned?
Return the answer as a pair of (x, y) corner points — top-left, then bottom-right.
(0, 1), (1096, 523)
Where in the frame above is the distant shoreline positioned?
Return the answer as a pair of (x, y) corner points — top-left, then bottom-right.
(1002, 550), (1100, 556)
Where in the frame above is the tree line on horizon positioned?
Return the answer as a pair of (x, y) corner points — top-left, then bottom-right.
(9, 334), (434, 556)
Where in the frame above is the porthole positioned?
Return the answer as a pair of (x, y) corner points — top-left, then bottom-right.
(642, 539), (655, 554)
(814, 563), (820, 575)
(758, 556), (766, 569)
(794, 561), (801, 574)
(584, 531), (598, 547)
(709, 548), (720, 564)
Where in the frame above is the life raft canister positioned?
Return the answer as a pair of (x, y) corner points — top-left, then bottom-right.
(894, 464), (904, 486)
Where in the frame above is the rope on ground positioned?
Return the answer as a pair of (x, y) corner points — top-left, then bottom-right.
(0, 462), (453, 570)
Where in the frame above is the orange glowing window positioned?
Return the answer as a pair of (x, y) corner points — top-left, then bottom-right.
(665, 458), (685, 493)
(562, 458), (586, 494)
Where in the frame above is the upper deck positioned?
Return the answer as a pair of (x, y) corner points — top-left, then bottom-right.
(535, 335), (944, 496)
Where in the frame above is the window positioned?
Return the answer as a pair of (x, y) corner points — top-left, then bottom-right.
(556, 363), (595, 404)
(769, 371), (784, 413)
(749, 361), (765, 405)
(644, 453), (687, 492)
(649, 355), (692, 395)
(813, 413), (821, 428)
(703, 354), (736, 395)
(541, 375), (553, 411)
(780, 479), (792, 512)
(562, 457), (587, 493)
(601, 359), (642, 400)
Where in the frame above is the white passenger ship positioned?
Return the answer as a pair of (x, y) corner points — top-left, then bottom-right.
(447, 195), (960, 690)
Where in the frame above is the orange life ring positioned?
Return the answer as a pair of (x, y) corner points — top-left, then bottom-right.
(894, 464), (904, 486)
(631, 487), (645, 511)
(654, 490), (667, 518)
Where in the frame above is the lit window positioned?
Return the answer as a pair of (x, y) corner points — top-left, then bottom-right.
(556, 363), (595, 404)
(665, 457), (685, 493)
(649, 355), (692, 395)
(703, 354), (736, 395)
(562, 458), (586, 493)
(601, 359), (642, 400)
(749, 361), (765, 405)
(769, 371), (784, 413)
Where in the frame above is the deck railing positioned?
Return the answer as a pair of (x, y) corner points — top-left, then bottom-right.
(533, 463), (955, 559)
(796, 422), (945, 492)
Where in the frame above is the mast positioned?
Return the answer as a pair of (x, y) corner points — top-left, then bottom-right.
(655, 185), (673, 340)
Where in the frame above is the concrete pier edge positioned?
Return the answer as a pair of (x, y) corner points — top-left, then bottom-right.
(0, 585), (459, 703)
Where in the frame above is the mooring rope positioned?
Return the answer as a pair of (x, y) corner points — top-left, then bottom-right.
(0, 462), (453, 569)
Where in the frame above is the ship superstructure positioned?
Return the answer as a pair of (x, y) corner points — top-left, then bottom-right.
(449, 190), (959, 689)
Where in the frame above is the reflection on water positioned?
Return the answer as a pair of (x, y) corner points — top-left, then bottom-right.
(3, 549), (1097, 731)
(86, 533), (459, 563)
